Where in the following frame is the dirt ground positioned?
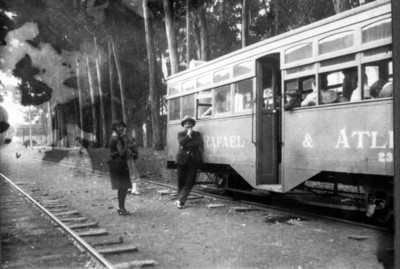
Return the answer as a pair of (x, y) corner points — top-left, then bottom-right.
(0, 142), (394, 269)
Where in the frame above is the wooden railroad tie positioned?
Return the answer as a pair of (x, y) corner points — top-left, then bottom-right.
(68, 221), (99, 230)
(76, 228), (108, 237)
(96, 244), (138, 255)
(114, 260), (158, 268)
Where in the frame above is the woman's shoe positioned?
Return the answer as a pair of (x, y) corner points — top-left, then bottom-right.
(117, 208), (131, 215)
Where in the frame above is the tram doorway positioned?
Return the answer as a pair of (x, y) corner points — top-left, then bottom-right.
(256, 55), (281, 185)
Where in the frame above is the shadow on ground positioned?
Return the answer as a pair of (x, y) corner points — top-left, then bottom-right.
(42, 149), (69, 163)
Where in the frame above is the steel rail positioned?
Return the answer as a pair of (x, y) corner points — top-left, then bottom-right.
(0, 173), (115, 269)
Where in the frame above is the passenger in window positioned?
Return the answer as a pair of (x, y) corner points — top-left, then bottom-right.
(369, 79), (388, 98)
(319, 76), (338, 104)
(301, 78), (338, 106)
(341, 68), (358, 101)
(216, 92), (229, 113)
(244, 92), (252, 109)
(350, 74), (370, 101)
(379, 81), (393, 98)
(284, 89), (302, 111)
(301, 80), (317, 107)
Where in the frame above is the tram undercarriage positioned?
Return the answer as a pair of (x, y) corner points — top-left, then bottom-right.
(193, 166), (393, 225)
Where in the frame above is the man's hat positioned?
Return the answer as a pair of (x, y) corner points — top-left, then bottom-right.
(181, 116), (196, 127)
(286, 88), (302, 97)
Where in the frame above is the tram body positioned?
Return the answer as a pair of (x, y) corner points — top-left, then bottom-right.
(166, 0), (393, 202)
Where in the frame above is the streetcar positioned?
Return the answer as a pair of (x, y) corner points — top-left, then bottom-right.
(165, 0), (393, 222)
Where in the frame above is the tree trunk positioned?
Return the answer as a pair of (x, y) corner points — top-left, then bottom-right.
(163, 0), (179, 75)
(94, 37), (108, 147)
(86, 55), (97, 146)
(186, 0), (191, 68)
(47, 101), (53, 145)
(144, 0), (163, 150)
(108, 40), (117, 123)
(242, 0), (249, 48)
(198, 5), (209, 61)
(28, 106), (32, 149)
(111, 38), (128, 124)
(76, 57), (85, 141)
(332, 0), (351, 13)
(274, 1), (279, 36)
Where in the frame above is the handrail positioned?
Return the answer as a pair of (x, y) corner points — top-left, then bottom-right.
(251, 99), (256, 144)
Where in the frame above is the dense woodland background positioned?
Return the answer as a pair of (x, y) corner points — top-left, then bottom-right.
(0, 0), (374, 150)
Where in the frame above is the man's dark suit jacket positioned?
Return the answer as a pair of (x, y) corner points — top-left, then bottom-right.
(175, 130), (203, 165)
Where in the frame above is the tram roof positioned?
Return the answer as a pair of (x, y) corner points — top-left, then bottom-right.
(166, 0), (391, 84)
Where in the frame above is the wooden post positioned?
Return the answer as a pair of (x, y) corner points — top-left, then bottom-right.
(392, 0), (400, 267)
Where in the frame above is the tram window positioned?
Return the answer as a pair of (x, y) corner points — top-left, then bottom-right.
(197, 74), (211, 88)
(214, 68), (230, 83)
(285, 76), (313, 109)
(168, 84), (180, 95)
(169, 98), (180, 121)
(215, 85), (231, 114)
(234, 79), (253, 111)
(182, 94), (195, 118)
(319, 31), (354, 55)
(197, 90), (212, 119)
(363, 59), (393, 98)
(362, 18), (392, 44)
(182, 80), (195, 92)
(319, 72), (344, 103)
(233, 61), (252, 77)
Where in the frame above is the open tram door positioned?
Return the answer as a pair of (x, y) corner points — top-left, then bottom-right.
(255, 54), (281, 185)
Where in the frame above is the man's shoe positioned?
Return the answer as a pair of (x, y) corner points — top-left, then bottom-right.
(177, 202), (186, 209)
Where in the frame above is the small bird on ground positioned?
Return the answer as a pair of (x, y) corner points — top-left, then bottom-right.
(16, 152), (21, 159)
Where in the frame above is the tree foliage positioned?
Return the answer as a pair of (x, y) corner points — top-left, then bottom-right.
(1, 0), (371, 148)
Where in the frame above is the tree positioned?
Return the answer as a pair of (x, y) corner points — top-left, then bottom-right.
(241, 0), (249, 48)
(163, 0), (179, 75)
(144, 0), (163, 150)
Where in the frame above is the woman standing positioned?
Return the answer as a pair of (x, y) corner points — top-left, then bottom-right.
(109, 120), (132, 215)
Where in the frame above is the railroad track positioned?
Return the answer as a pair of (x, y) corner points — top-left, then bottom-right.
(4, 148), (392, 233)
(3, 149), (393, 232)
(141, 176), (393, 233)
(0, 173), (157, 269)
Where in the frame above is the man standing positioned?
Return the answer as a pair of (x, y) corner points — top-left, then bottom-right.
(175, 116), (203, 209)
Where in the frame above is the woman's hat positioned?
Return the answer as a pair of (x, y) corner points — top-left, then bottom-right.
(181, 116), (196, 127)
(286, 88), (301, 97)
(112, 120), (126, 129)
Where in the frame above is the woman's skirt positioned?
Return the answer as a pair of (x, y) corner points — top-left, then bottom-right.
(109, 162), (132, 190)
